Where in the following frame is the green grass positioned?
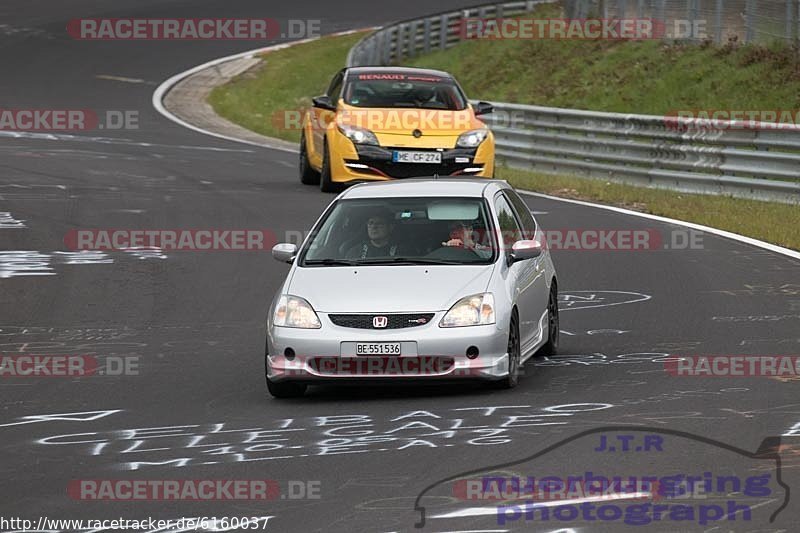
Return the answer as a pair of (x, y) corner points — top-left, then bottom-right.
(209, 32), (366, 143)
(208, 27), (800, 251)
(500, 166), (800, 250)
(408, 4), (800, 114)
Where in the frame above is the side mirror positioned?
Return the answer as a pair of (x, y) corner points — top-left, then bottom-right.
(272, 243), (298, 264)
(509, 239), (542, 264)
(312, 95), (336, 111)
(473, 101), (494, 116)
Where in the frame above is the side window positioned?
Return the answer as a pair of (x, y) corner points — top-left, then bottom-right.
(494, 194), (523, 248)
(504, 189), (537, 240)
(327, 72), (344, 104)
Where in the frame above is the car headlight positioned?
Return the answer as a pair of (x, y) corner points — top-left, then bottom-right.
(456, 129), (489, 148)
(273, 295), (321, 329)
(440, 293), (495, 327)
(338, 124), (379, 146)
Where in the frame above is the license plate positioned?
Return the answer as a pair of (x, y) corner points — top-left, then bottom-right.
(392, 151), (442, 164)
(356, 342), (401, 356)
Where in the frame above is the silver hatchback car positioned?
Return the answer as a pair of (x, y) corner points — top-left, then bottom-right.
(265, 179), (558, 398)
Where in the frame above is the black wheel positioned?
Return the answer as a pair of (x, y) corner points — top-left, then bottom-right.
(539, 284), (559, 356)
(319, 139), (338, 193)
(299, 131), (320, 185)
(494, 312), (520, 389)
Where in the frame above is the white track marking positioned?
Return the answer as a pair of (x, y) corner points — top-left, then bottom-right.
(521, 190), (800, 261)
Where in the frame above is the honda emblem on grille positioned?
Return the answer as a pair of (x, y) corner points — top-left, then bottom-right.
(373, 316), (388, 328)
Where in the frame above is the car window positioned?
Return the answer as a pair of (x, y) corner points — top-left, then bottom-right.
(300, 197), (496, 266)
(327, 72), (344, 103)
(343, 72), (467, 110)
(494, 193), (523, 248)
(504, 189), (537, 240)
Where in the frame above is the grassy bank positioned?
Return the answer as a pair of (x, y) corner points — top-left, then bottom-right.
(408, 4), (800, 114)
(208, 29), (800, 250)
(209, 32), (366, 143)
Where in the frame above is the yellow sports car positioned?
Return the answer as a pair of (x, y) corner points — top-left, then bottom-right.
(300, 67), (496, 192)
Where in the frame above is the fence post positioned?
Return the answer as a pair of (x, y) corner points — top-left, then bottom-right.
(714, 0), (723, 43)
(745, 0), (755, 42)
(423, 18), (432, 53)
(787, 0), (794, 42)
(439, 14), (449, 49)
(371, 34), (381, 66)
(384, 27), (395, 64)
(408, 21), (418, 57)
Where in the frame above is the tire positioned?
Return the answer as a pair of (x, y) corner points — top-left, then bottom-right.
(538, 283), (559, 356)
(266, 377), (307, 399)
(299, 131), (320, 185)
(319, 139), (338, 193)
(494, 312), (520, 389)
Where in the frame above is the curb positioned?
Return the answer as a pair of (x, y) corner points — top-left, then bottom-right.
(152, 29), (371, 153)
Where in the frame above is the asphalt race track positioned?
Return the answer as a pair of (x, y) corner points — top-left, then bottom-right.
(2, 1), (800, 532)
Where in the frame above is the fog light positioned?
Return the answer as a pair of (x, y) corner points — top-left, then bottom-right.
(284, 347), (296, 360)
(466, 346), (480, 359)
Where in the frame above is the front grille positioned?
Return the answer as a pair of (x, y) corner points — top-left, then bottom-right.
(328, 313), (435, 329)
(367, 161), (478, 179)
(352, 145), (481, 179)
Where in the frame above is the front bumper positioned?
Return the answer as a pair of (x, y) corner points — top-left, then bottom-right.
(267, 311), (509, 382)
(327, 130), (495, 183)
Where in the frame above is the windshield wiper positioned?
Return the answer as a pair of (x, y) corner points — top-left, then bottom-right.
(354, 257), (465, 265)
(303, 259), (359, 266)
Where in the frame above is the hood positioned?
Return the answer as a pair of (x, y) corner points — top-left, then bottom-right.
(287, 264), (495, 313)
(337, 105), (485, 137)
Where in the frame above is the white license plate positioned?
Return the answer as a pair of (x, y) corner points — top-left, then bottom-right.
(392, 151), (442, 164)
(356, 342), (401, 356)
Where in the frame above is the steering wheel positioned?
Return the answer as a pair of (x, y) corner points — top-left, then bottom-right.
(425, 245), (482, 261)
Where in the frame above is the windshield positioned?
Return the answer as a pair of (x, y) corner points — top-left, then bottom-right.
(343, 72), (467, 110)
(300, 197), (496, 266)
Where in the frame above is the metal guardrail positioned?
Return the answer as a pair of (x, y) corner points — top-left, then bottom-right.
(480, 102), (800, 203)
(346, 1), (554, 67)
(346, 1), (800, 203)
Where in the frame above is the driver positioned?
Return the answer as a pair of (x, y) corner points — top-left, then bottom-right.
(345, 209), (401, 259)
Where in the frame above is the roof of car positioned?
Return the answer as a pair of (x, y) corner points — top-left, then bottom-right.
(345, 66), (454, 79)
(340, 178), (510, 199)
